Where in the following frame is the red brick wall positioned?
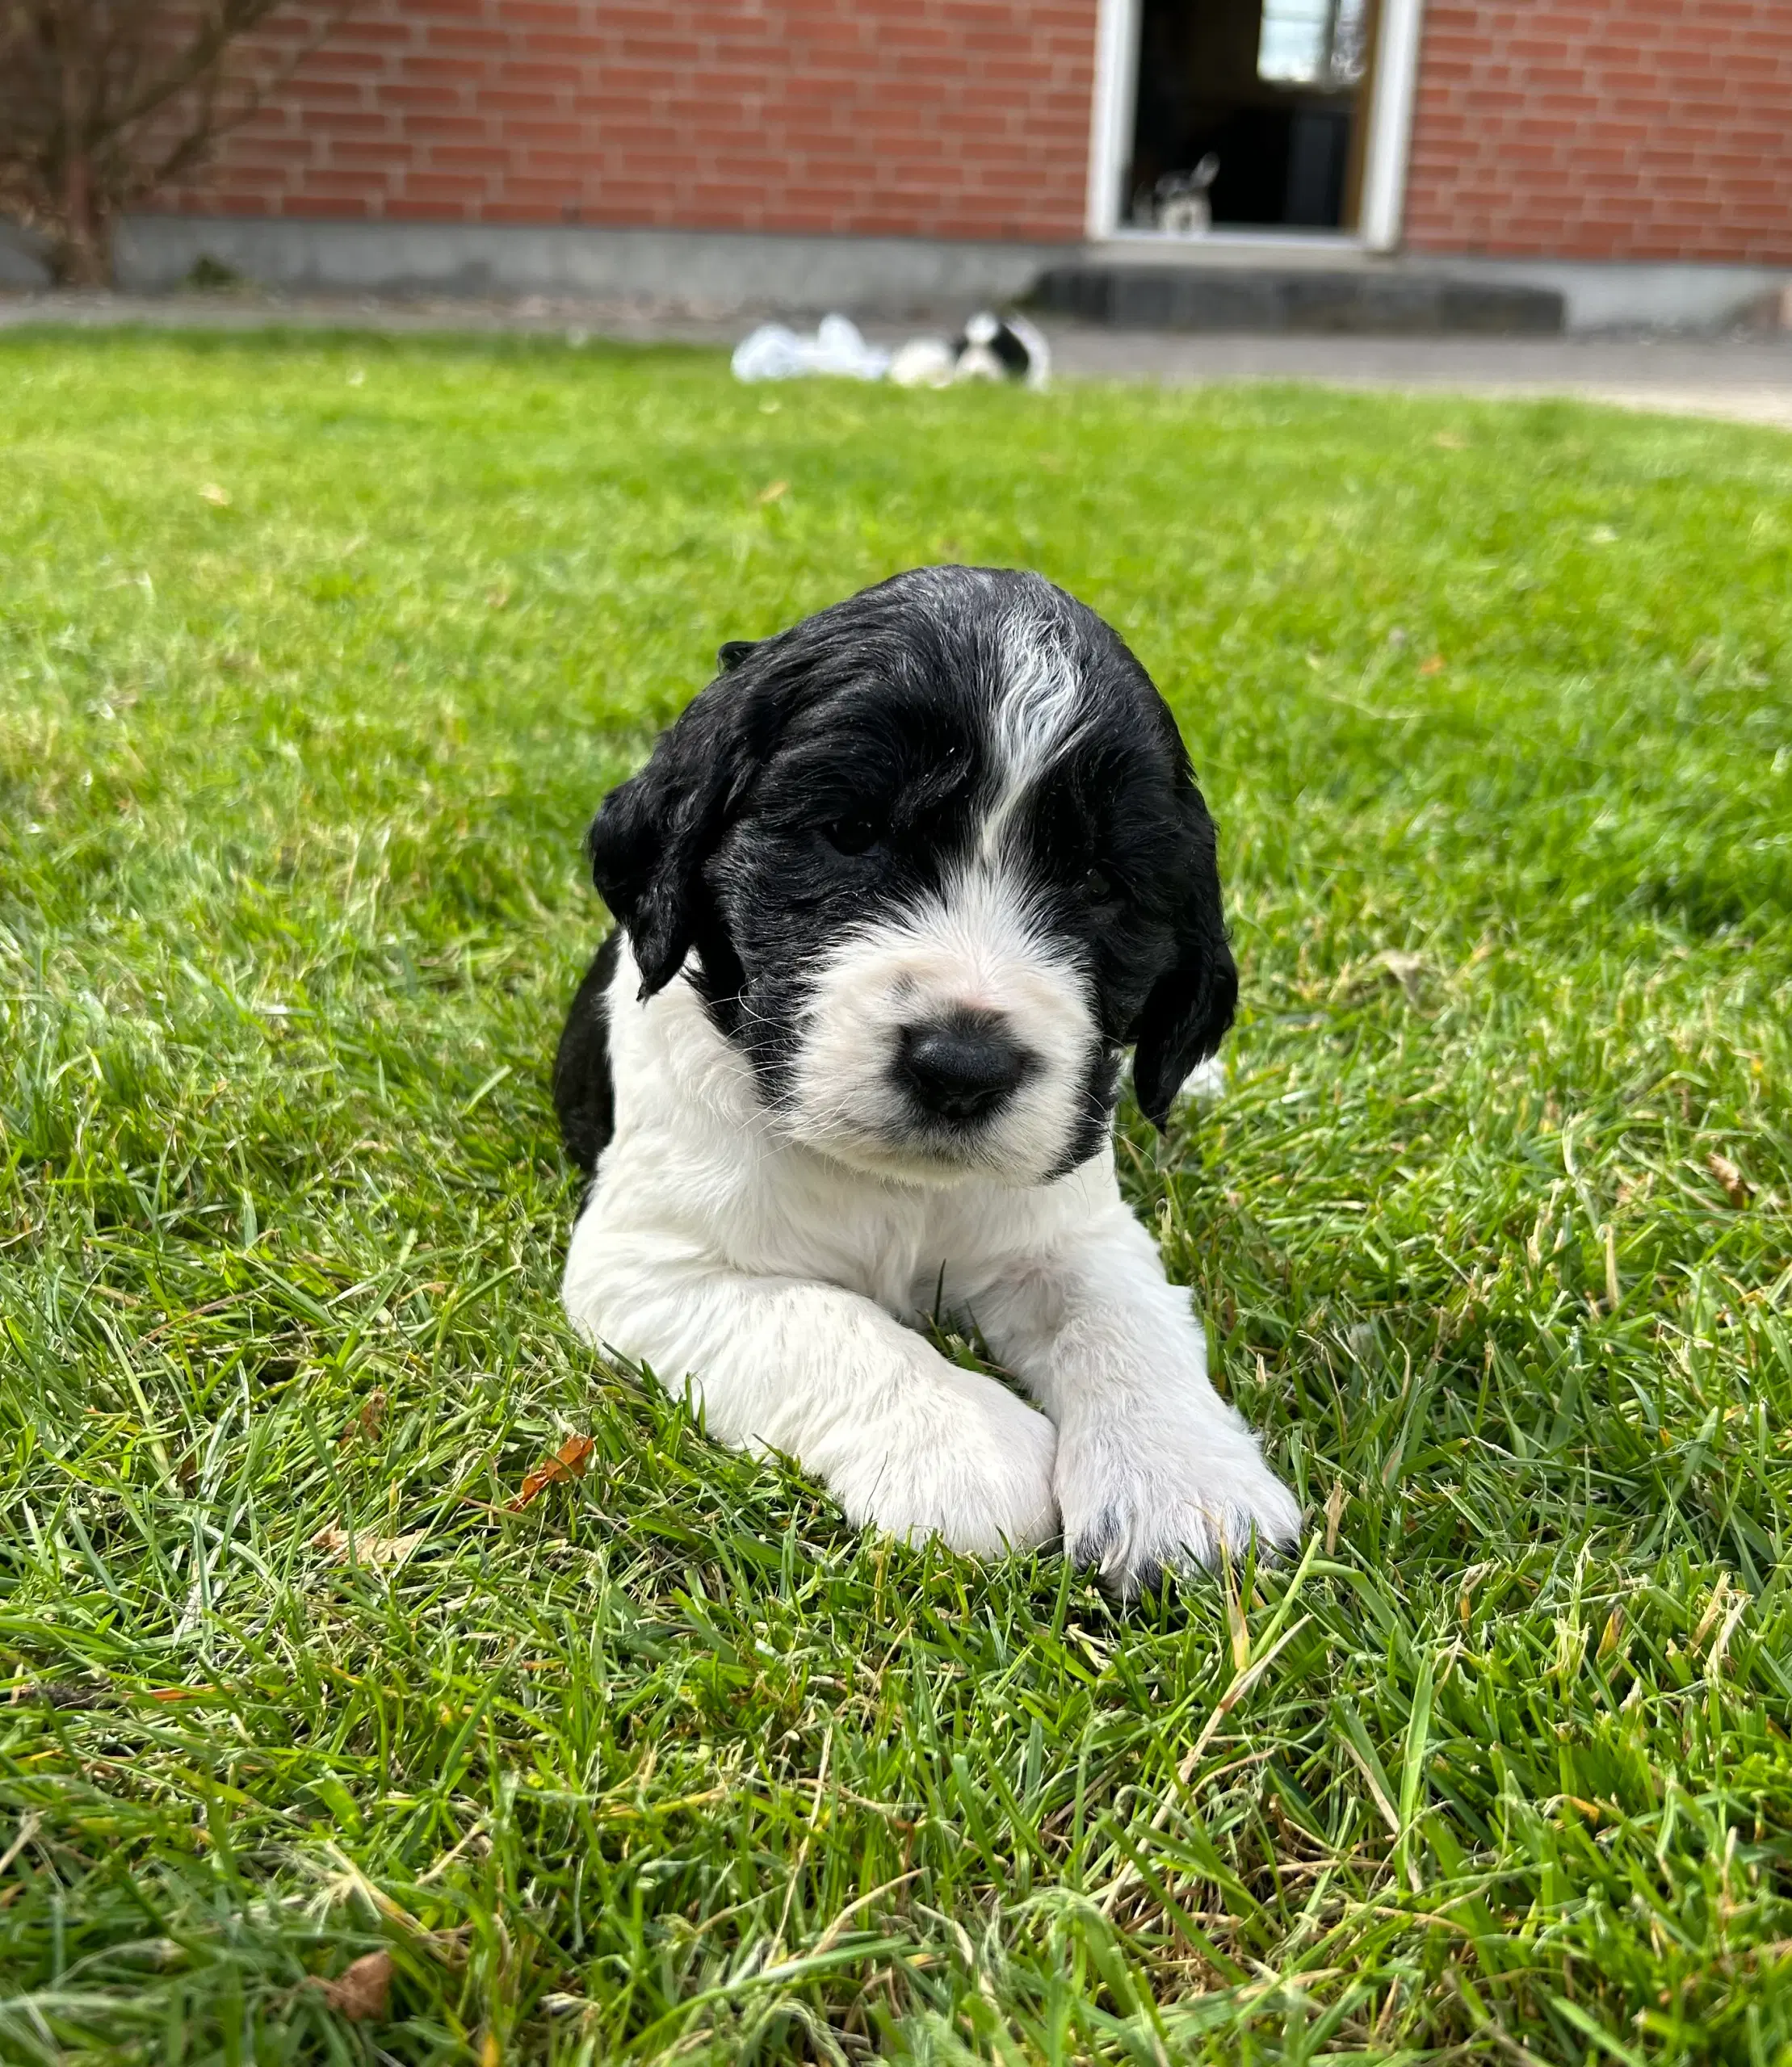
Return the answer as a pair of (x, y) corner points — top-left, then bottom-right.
(167, 0), (1098, 243)
(1404, 1), (1792, 262)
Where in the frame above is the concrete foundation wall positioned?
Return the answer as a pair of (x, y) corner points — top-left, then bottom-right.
(23, 217), (1761, 333)
(0, 224), (48, 291)
(107, 215), (1071, 317)
(1432, 256), (1790, 333)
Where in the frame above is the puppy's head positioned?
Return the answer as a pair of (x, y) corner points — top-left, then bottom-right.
(587, 567), (1235, 1184)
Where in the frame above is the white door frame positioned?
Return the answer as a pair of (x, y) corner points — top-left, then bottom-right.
(1083, 0), (1428, 250)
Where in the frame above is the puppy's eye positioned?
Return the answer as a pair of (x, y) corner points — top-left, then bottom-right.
(823, 814), (883, 856)
(1081, 864), (1115, 902)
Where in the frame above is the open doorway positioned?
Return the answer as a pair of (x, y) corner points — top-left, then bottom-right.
(1125, 0), (1379, 234)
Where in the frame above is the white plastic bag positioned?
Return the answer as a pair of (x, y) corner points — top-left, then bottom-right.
(732, 314), (892, 383)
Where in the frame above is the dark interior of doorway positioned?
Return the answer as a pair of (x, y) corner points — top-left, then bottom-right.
(1127, 0), (1375, 233)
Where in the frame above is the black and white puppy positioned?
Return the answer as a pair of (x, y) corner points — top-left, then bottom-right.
(555, 566), (1299, 1596)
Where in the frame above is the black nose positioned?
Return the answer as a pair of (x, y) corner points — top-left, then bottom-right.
(897, 1013), (1031, 1124)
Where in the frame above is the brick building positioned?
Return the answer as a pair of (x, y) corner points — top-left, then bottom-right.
(89, 0), (1792, 328)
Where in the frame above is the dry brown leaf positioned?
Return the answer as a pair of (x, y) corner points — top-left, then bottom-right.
(314, 1948), (392, 2023)
(757, 480), (789, 504)
(340, 1389), (388, 1445)
(1458, 1560), (1495, 1626)
(1324, 1481), (1348, 1556)
(1707, 1151), (1752, 1208)
(508, 1434), (597, 1511)
(312, 1524), (426, 1566)
(1597, 1603), (1626, 1661)
(1417, 654), (1446, 677)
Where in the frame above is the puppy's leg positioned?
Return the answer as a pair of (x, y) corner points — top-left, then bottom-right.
(978, 1208), (1299, 1598)
(564, 1231), (1058, 1555)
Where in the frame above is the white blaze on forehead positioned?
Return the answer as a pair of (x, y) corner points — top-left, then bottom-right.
(979, 606), (1090, 862)
(889, 860), (1077, 1002)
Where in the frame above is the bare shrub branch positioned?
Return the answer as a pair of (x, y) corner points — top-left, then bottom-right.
(0, 1), (351, 285)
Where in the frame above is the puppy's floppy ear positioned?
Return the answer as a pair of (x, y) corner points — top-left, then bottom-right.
(1130, 788), (1239, 1129)
(585, 661), (782, 998)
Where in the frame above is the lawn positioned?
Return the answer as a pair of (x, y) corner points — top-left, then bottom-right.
(2, 329), (1790, 2066)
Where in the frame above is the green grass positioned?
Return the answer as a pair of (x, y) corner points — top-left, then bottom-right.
(2, 330), (1791, 2066)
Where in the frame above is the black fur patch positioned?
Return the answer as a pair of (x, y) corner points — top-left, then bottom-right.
(552, 929), (620, 1175)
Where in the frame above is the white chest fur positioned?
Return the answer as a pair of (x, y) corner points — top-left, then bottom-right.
(561, 940), (1299, 1596)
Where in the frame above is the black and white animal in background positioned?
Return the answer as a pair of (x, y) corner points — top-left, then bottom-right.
(553, 567), (1299, 1598)
(948, 311), (1051, 389)
(1153, 154), (1220, 236)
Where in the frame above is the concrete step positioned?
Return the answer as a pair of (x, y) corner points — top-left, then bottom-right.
(1027, 262), (1565, 336)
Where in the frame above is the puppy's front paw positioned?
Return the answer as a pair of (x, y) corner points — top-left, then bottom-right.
(823, 1362), (1060, 1558)
(1056, 1410), (1299, 1600)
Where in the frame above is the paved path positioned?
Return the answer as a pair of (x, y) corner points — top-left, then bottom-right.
(6, 291), (1790, 432)
(1043, 329), (1792, 431)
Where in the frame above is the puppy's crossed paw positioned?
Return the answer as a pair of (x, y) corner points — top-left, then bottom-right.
(826, 1365), (1059, 1558)
(1057, 1417), (1300, 1600)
